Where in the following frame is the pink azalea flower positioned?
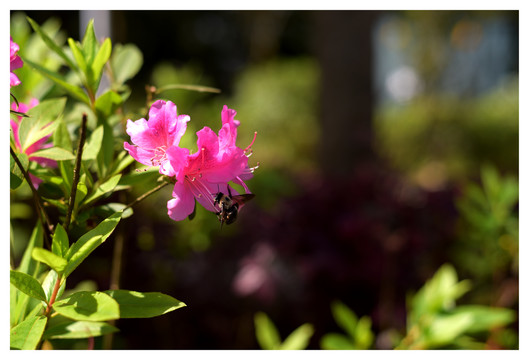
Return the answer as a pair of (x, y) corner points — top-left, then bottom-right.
(166, 105), (257, 221)
(10, 99), (57, 187)
(124, 100), (190, 177)
(10, 37), (23, 87)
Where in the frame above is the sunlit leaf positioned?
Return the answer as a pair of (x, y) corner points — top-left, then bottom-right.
(31, 248), (67, 274)
(104, 290), (186, 318)
(52, 291), (120, 321)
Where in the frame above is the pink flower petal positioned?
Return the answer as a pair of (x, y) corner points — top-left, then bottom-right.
(167, 181), (196, 221)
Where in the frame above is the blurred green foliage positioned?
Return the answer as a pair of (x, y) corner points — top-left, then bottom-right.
(254, 312), (314, 350)
(375, 78), (518, 186)
(453, 165), (519, 281)
(396, 264), (516, 349)
(320, 301), (374, 350)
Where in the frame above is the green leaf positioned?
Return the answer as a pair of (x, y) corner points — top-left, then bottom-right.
(95, 90), (123, 117)
(411, 264), (472, 321)
(331, 300), (358, 338)
(354, 316), (374, 349)
(13, 224), (44, 326)
(279, 323), (314, 350)
(74, 181), (88, 209)
(451, 305), (516, 333)
(52, 119), (73, 151)
(81, 20), (97, 65)
(23, 58), (90, 104)
(112, 43), (143, 85)
(26, 17), (77, 70)
(426, 312), (474, 348)
(82, 125), (104, 161)
(52, 291), (120, 321)
(254, 312), (281, 350)
(18, 223), (43, 276)
(51, 224), (69, 258)
(320, 333), (356, 350)
(96, 123), (115, 177)
(91, 37), (112, 89)
(10, 152), (28, 190)
(43, 320), (118, 339)
(83, 174), (122, 206)
(104, 290), (186, 318)
(10, 315), (47, 350)
(32, 248), (67, 274)
(68, 38), (88, 75)
(30, 147), (75, 161)
(63, 211), (122, 277)
(10, 270), (47, 303)
(18, 97), (66, 152)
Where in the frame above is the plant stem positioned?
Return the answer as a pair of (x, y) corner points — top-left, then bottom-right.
(45, 275), (62, 316)
(10, 146), (52, 247)
(63, 114), (88, 231)
(123, 181), (170, 210)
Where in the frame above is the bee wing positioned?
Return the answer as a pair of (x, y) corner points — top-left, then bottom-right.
(231, 193), (255, 205)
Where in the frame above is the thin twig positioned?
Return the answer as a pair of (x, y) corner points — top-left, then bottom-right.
(63, 114), (88, 231)
(123, 181), (170, 210)
(10, 146), (52, 247)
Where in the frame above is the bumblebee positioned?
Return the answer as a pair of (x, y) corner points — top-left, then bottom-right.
(214, 188), (255, 227)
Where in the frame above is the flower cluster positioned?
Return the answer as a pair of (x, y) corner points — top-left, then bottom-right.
(124, 100), (257, 222)
(11, 99), (57, 187)
(10, 37), (23, 87)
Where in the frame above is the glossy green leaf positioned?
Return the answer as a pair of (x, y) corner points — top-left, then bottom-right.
(63, 211), (122, 277)
(52, 291), (120, 321)
(279, 323), (314, 350)
(10, 315), (47, 350)
(10, 270), (47, 303)
(320, 333), (356, 350)
(51, 224), (69, 258)
(104, 290), (186, 318)
(26, 17), (77, 70)
(23, 58), (90, 104)
(30, 147), (75, 161)
(32, 248), (67, 274)
(82, 125), (104, 161)
(95, 90), (123, 117)
(254, 312), (281, 350)
(44, 320), (118, 339)
(112, 43), (143, 85)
